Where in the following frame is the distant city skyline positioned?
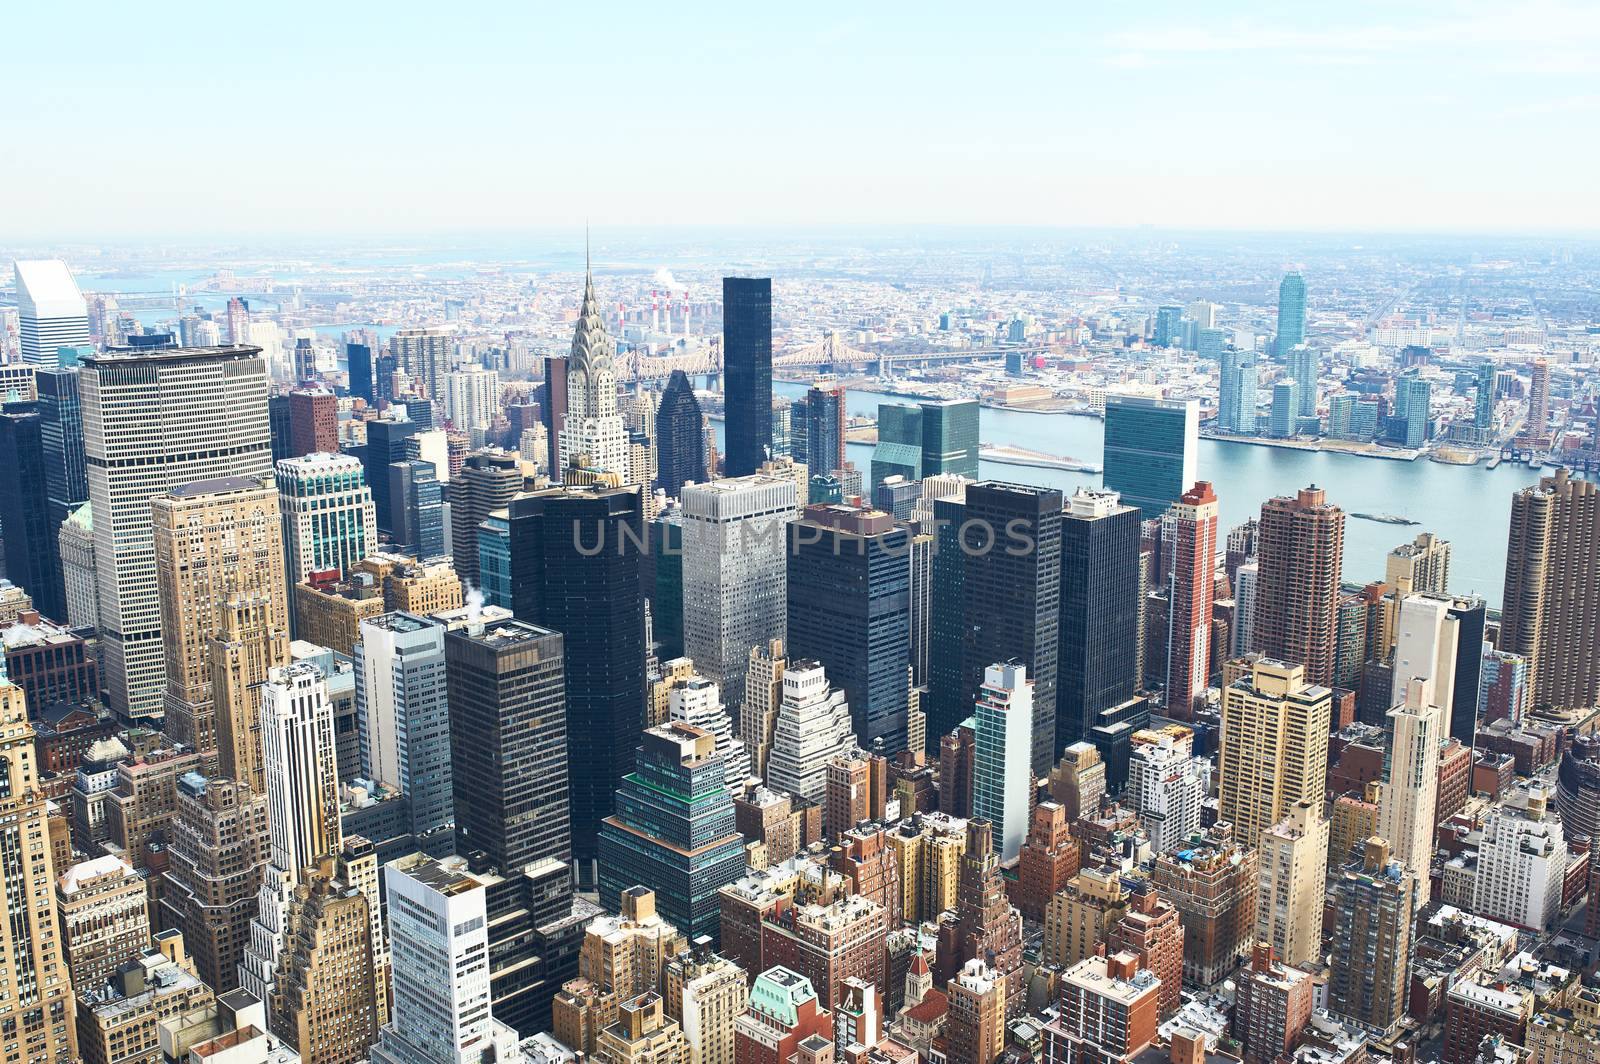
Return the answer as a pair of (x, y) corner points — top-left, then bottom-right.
(7, 3), (1600, 237)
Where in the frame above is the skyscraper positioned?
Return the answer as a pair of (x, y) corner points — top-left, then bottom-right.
(681, 475), (798, 714)
(370, 854), (522, 1064)
(765, 661), (856, 804)
(1274, 271), (1306, 357)
(14, 259), (91, 366)
(1386, 531), (1451, 596)
(972, 662), (1033, 862)
(452, 450), (521, 586)
(0, 404), (66, 621)
(786, 504), (911, 751)
(509, 484), (646, 878)
(276, 451), (376, 595)
(656, 369), (708, 498)
(1328, 838), (1414, 1035)
(955, 483), (1063, 775)
(355, 613), (455, 850)
(445, 365), (501, 435)
(444, 616), (568, 866)
(212, 593), (292, 793)
(1162, 482), (1218, 719)
(268, 856), (380, 1064)
(1127, 736), (1209, 855)
(1254, 485), (1345, 687)
(1378, 678), (1442, 902)
(1101, 396), (1199, 520)
(35, 365), (88, 529)
(0, 681), (78, 1061)
(919, 398), (980, 481)
(347, 342), (374, 405)
(81, 343), (272, 721)
(363, 415), (421, 536)
(1254, 800), (1328, 971)
(389, 327), (451, 409)
(1518, 358), (1552, 449)
(870, 403), (922, 489)
(1218, 348), (1258, 435)
(1218, 658), (1331, 847)
(388, 459), (446, 561)
(1393, 371), (1431, 448)
(287, 386), (338, 457)
(1474, 359), (1497, 440)
(1268, 381), (1298, 438)
(1057, 488), (1142, 748)
(1501, 470), (1600, 714)
(723, 277), (773, 478)
(240, 661), (342, 1007)
(444, 616), (581, 1030)
(801, 382), (846, 478)
(598, 722), (747, 943)
(560, 269), (630, 477)
(153, 475), (286, 752)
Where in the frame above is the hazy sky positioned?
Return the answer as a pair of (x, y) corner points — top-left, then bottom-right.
(10, 1), (1599, 238)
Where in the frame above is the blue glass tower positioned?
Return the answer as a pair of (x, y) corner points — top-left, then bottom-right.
(1275, 272), (1307, 357)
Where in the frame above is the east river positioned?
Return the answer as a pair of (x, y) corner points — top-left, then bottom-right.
(740, 382), (1548, 610)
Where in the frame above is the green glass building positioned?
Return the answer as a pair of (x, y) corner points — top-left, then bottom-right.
(870, 403), (923, 491)
(597, 722), (746, 943)
(919, 398), (979, 480)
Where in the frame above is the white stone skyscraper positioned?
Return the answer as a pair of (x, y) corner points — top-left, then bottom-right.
(558, 267), (629, 477)
(667, 673), (751, 793)
(1127, 734), (1210, 854)
(1231, 561), (1259, 657)
(354, 613), (454, 850)
(14, 259), (90, 366)
(445, 365), (501, 436)
(1378, 678), (1442, 904)
(681, 474), (799, 712)
(370, 854), (521, 1064)
(972, 661), (1033, 862)
(81, 343), (272, 721)
(1472, 783), (1566, 931)
(239, 661), (341, 1005)
(765, 662), (856, 803)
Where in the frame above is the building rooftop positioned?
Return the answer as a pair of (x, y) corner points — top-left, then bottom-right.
(169, 475), (266, 499)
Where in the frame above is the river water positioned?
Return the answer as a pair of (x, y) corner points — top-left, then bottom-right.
(744, 382), (1544, 609)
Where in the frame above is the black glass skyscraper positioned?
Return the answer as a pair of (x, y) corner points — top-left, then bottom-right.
(654, 369), (707, 498)
(967, 483), (1062, 775)
(347, 342), (373, 404)
(446, 618), (571, 873)
(363, 418), (421, 535)
(268, 394), (293, 463)
(35, 366), (87, 528)
(925, 494), (967, 754)
(404, 397), (433, 430)
(374, 352), (397, 407)
(0, 404), (66, 622)
(388, 459), (445, 561)
(786, 505), (911, 752)
(1057, 490), (1142, 748)
(444, 617), (581, 1032)
(648, 510), (684, 661)
(509, 485), (647, 882)
(723, 277), (772, 477)
(1448, 596), (1487, 745)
